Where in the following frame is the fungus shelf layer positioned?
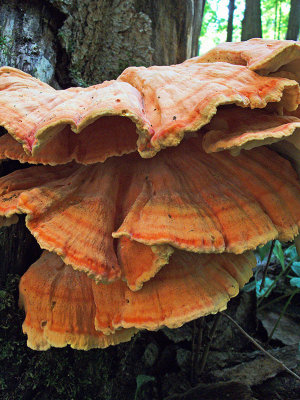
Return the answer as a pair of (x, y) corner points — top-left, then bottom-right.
(19, 250), (254, 350)
(202, 107), (300, 155)
(192, 39), (300, 79)
(0, 140), (299, 284)
(1, 51), (299, 160)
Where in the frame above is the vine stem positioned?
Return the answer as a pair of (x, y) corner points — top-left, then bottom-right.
(198, 314), (222, 374)
(221, 312), (300, 382)
(257, 260), (294, 307)
(267, 288), (299, 343)
(191, 318), (205, 383)
(260, 240), (275, 291)
(258, 292), (294, 311)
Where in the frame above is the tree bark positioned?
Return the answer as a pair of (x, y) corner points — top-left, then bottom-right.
(135, 0), (206, 66)
(286, 0), (300, 40)
(226, 0), (235, 42)
(241, 0), (262, 41)
(0, 0), (205, 88)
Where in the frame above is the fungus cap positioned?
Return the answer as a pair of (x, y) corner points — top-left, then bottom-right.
(193, 38), (300, 80)
(19, 249), (255, 349)
(19, 252), (137, 351)
(0, 67), (150, 162)
(118, 61), (299, 157)
(1, 60), (299, 161)
(1, 140), (299, 286)
(202, 107), (300, 155)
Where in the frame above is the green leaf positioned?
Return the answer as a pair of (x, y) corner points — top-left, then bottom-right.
(284, 244), (298, 261)
(134, 375), (155, 400)
(291, 262), (300, 277)
(256, 277), (275, 298)
(257, 241), (272, 261)
(290, 277), (300, 288)
(243, 280), (256, 292)
(274, 240), (285, 269)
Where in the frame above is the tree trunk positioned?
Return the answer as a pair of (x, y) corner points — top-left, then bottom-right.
(0, 0), (205, 87)
(286, 0), (300, 40)
(241, 0), (262, 41)
(226, 0), (235, 42)
(0, 0), (205, 281)
(191, 0), (206, 58)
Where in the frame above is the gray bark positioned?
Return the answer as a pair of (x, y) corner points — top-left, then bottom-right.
(136, 0), (206, 64)
(0, 0), (63, 87)
(1, 0), (204, 87)
(286, 0), (300, 40)
(241, 0), (262, 41)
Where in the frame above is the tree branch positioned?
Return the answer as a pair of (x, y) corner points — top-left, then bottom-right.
(221, 312), (300, 382)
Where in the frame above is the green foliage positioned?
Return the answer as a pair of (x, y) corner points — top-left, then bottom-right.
(255, 277), (275, 298)
(261, 0), (290, 39)
(134, 375), (155, 400)
(0, 29), (10, 58)
(201, 0), (227, 42)
(246, 240), (299, 299)
(243, 240), (300, 342)
(200, 0), (292, 54)
(290, 261), (300, 288)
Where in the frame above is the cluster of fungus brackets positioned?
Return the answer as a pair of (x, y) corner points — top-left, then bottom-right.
(0, 38), (300, 350)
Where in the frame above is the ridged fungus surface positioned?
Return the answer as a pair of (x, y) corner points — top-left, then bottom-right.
(193, 38), (300, 80)
(118, 61), (299, 157)
(19, 250), (254, 350)
(1, 57), (299, 160)
(0, 67), (147, 159)
(202, 107), (300, 155)
(19, 252), (138, 351)
(0, 140), (299, 284)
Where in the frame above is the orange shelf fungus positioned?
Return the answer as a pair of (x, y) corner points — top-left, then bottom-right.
(19, 252), (138, 351)
(202, 107), (300, 155)
(1, 54), (299, 160)
(0, 38), (300, 350)
(118, 62), (298, 157)
(0, 67), (148, 161)
(19, 250), (254, 350)
(1, 141), (299, 283)
(194, 38), (300, 81)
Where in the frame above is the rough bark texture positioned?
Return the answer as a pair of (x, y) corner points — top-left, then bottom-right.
(241, 0), (262, 41)
(135, 0), (206, 66)
(50, 0), (154, 86)
(226, 0), (235, 42)
(54, 0), (206, 85)
(0, 0), (64, 88)
(286, 0), (300, 40)
(0, 0), (204, 88)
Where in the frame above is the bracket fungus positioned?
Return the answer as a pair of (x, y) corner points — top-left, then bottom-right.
(0, 38), (300, 350)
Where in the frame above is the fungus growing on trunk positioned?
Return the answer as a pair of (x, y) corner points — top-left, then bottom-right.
(1, 141), (299, 284)
(194, 38), (300, 81)
(0, 38), (299, 350)
(202, 107), (300, 155)
(19, 250), (255, 350)
(18, 252), (138, 351)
